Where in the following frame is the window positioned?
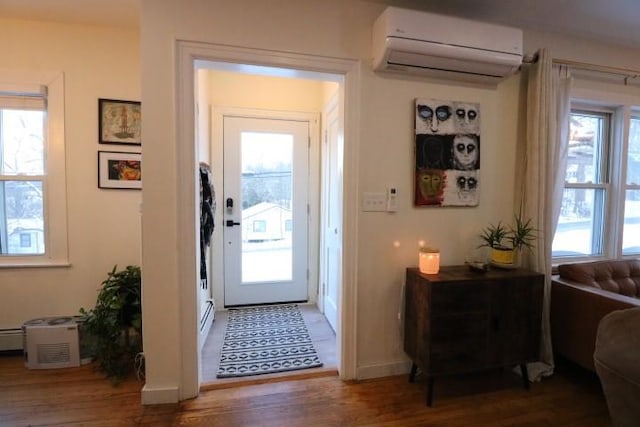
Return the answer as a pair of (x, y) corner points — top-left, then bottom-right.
(20, 233), (32, 248)
(0, 71), (68, 266)
(553, 103), (640, 260)
(0, 102), (45, 255)
(253, 220), (266, 233)
(624, 115), (640, 255)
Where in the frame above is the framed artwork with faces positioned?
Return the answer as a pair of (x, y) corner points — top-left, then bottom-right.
(414, 98), (480, 207)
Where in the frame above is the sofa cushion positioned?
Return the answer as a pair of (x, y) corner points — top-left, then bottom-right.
(594, 308), (640, 426)
(558, 259), (640, 298)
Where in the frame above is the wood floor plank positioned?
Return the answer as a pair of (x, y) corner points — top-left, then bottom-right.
(0, 355), (611, 426)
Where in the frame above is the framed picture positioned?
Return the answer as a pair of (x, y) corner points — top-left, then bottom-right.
(414, 98), (481, 207)
(99, 98), (141, 145)
(98, 151), (142, 189)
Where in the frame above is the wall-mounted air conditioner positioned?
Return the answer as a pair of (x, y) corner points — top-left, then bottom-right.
(372, 7), (523, 83)
(23, 316), (81, 369)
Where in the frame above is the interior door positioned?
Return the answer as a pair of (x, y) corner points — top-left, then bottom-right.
(321, 94), (342, 332)
(223, 116), (309, 306)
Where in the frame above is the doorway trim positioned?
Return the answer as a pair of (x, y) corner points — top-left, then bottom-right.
(176, 40), (360, 400)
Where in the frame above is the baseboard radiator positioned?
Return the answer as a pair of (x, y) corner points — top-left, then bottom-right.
(0, 328), (23, 352)
(200, 299), (214, 332)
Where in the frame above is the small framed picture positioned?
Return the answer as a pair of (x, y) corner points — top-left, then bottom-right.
(99, 98), (141, 145)
(98, 151), (142, 189)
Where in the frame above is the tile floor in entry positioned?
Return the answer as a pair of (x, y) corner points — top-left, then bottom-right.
(201, 303), (337, 384)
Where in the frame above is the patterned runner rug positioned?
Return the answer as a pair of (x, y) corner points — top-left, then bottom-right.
(216, 304), (323, 378)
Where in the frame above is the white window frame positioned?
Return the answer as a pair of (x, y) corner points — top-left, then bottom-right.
(553, 84), (640, 263)
(620, 110), (640, 256)
(0, 69), (68, 267)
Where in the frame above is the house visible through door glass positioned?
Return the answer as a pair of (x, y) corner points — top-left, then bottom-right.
(241, 131), (293, 282)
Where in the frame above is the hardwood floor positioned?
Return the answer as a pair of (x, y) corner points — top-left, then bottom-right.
(0, 354), (612, 426)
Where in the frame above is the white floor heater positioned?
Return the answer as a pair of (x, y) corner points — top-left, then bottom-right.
(22, 316), (81, 369)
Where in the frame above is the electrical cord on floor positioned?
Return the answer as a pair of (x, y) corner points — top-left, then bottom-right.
(134, 352), (145, 381)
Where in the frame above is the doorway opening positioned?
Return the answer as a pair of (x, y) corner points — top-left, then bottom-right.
(194, 60), (345, 385)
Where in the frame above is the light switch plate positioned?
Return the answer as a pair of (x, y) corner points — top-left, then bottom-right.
(362, 192), (387, 211)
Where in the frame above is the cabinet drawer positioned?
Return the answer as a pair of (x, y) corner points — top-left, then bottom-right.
(431, 313), (487, 342)
(431, 282), (488, 313)
(430, 338), (487, 373)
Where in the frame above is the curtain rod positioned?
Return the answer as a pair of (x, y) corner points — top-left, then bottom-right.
(553, 58), (640, 79)
(523, 54), (640, 79)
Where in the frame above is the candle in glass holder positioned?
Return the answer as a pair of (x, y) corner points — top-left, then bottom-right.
(419, 247), (440, 274)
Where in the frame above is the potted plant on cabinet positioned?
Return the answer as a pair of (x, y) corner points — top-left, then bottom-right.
(80, 265), (142, 383)
(479, 214), (537, 268)
(478, 221), (514, 265)
(509, 214), (537, 254)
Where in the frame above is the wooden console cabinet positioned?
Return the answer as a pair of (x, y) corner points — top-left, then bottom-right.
(404, 266), (544, 406)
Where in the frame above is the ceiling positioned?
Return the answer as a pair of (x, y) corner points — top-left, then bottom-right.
(1, 0), (639, 49)
(0, 0), (140, 29)
(389, 0), (640, 49)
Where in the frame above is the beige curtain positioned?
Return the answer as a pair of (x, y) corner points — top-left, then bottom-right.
(518, 48), (572, 381)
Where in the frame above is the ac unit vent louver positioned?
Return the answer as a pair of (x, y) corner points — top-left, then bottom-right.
(37, 342), (71, 364)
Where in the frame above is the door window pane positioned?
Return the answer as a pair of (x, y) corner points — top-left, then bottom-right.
(240, 132), (293, 282)
(553, 188), (605, 257)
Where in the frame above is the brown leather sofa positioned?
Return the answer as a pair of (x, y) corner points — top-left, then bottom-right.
(551, 259), (640, 371)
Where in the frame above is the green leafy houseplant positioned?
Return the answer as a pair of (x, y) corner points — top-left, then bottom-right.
(80, 265), (142, 383)
(478, 221), (511, 250)
(478, 215), (537, 265)
(508, 215), (536, 252)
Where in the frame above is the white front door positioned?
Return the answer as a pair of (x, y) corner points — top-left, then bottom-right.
(321, 94), (342, 332)
(223, 116), (309, 306)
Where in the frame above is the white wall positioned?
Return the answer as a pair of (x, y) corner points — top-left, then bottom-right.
(356, 73), (523, 375)
(197, 70), (212, 163)
(139, 0), (640, 401)
(524, 29), (640, 70)
(0, 19), (141, 329)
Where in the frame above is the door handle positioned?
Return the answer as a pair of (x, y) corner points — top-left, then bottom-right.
(226, 220), (241, 227)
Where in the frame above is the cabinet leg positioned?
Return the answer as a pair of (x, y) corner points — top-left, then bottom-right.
(409, 363), (418, 383)
(426, 377), (434, 407)
(520, 363), (530, 391)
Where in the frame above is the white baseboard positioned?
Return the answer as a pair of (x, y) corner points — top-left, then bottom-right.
(356, 360), (413, 380)
(141, 385), (179, 405)
(0, 328), (23, 351)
